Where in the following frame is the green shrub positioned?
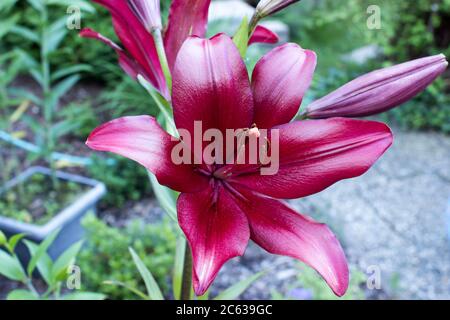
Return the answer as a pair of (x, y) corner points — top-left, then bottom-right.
(279, 0), (449, 133)
(87, 155), (151, 209)
(78, 214), (176, 300)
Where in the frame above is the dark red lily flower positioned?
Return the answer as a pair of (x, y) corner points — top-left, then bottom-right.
(86, 34), (394, 296)
(80, 0), (279, 98)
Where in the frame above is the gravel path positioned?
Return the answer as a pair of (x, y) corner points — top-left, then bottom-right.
(211, 128), (450, 300)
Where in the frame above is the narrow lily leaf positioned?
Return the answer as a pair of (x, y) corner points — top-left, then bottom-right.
(45, 17), (68, 54)
(7, 289), (38, 300)
(26, 0), (44, 12)
(172, 237), (186, 300)
(27, 229), (59, 276)
(8, 233), (25, 253)
(148, 172), (178, 222)
(0, 249), (26, 281)
(232, 16), (249, 58)
(24, 240), (53, 286)
(214, 272), (264, 300)
(0, 14), (20, 39)
(51, 64), (93, 81)
(30, 69), (43, 86)
(9, 88), (42, 106)
(129, 247), (164, 300)
(51, 74), (80, 102)
(10, 26), (39, 42)
(51, 240), (83, 282)
(0, 0), (17, 11)
(103, 280), (150, 300)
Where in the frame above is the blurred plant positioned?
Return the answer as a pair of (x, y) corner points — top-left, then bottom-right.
(58, 100), (98, 139)
(78, 214), (176, 299)
(100, 74), (159, 118)
(276, 0), (396, 73)
(0, 0), (25, 126)
(0, 173), (86, 225)
(0, 229), (105, 300)
(271, 264), (366, 300)
(87, 155), (150, 208)
(382, 0), (450, 61)
(8, 0), (95, 184)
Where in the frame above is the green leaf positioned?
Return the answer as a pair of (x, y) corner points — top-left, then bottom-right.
(10, 26), (39, 42)
(27, 229), (59, 276)
(7, 289), (38, 300)
(129, 247), (164, 300)
(8, 233), (25, 253)
(24, 240), (53, 286)
(47, 0), (96, 13)
(103, 280), (149, 300)
(63, 292), (106, 300)
(148, 172), (178, 222)
(30, 69), (44, 86)
(172, 237), (185, 300)
(50, 74), (80, 103)
(0, 0), (18, 11)
(51, 240), (83, 282)
(232, 16), (249, 58)
(27, 0), (44, 12)
(0, 231), (7, 246)
(51, 64), (93, 81)
(9, 88), (42, 106)
(44, 18), (68, 54)
(214, 272), (264, 300)
(0, 14), (20, 40)
(0, 249), (26, 281)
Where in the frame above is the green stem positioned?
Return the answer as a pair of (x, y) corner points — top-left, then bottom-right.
(248, 13), (261, 38)
(26, 278), (40, 298)
(151, 28), (172, 94)
(137, 75), (177, 135)
(40, 5), (58, 188)
(180, 244), (192, 300)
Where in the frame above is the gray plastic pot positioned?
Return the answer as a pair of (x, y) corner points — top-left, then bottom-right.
(0, 166), (106, 262)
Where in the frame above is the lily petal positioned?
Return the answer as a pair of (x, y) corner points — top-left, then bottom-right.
(248, 25), (279, 45)
(252, 43), (316, 128)
(231, 186), (348, 296)
(86, 116), (209, 193)
(229, 118), (393, 199)
(172, 34), (254, 137)
(164, 0), (211, 69)
(178, 185), (250, 296)
(93, 0), (168, 98)
(306, 54), (448, 118)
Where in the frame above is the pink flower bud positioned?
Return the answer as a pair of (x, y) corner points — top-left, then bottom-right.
(128, 0), (162, 31)
(256, 0), (300, 17)
(306, 54), (448, 118)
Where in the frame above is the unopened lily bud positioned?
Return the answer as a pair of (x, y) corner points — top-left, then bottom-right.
(128, 0), (162, 31)
(305, 54), (448, 119)
(255, 0), (300, 18)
